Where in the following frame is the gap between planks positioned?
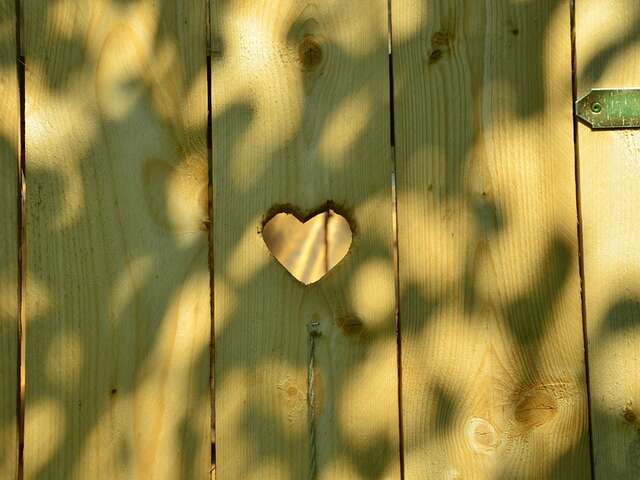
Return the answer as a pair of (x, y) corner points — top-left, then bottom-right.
(206, 0), (216, 476)
(569, 0), (596, 475)
(13, 0), (26, 476)
(386, 0), (405, 477)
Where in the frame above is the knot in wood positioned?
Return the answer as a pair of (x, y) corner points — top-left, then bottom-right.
(431, 31), (454, 47)
(623, 404), (638, 425)
(465, 417), (499, 454)
(514, 386), (557, 429)
(298, 35), (323, 71)
(336, 314), (364, 336)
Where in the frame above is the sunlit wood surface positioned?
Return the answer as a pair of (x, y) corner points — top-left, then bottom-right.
(392, 0), (591, 477)
(3, 0), (640, 478)
(23, 1), (211, 478)
(576, 1), (640, 478)
(211, 0), (400, 478)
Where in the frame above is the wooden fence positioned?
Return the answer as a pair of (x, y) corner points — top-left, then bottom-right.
(1, 0), (639, 478)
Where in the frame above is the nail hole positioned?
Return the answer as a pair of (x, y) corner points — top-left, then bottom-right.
(262, 207), (352, 285)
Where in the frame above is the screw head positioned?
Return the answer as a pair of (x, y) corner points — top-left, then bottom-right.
(591, 102), (602, 114)
(308, 321), (321, 337)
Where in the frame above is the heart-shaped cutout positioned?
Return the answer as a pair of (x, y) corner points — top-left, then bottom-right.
(262, 209), (353, 285)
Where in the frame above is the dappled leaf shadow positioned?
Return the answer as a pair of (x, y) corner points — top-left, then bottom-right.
(0, 0), (639, 478)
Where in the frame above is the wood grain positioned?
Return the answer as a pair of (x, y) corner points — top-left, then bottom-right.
(392, 0), (591, 477)
(0, 0), (20, 478)
(211, 1), (400, 478)
(575, 1), (640, 477)
(23, 1), (211, 478)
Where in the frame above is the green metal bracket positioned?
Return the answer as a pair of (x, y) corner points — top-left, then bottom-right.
(576, 88), (640, 129)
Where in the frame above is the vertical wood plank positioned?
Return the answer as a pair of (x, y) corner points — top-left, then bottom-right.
(211, 1), (400, 478)
(392, 1), (591, 477)
(576, 1), (640, 477)
(0, 0), (20, 477)
(23, 1), (211, 478)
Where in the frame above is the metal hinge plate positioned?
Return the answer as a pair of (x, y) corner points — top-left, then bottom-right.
(576, 88), (640, 129)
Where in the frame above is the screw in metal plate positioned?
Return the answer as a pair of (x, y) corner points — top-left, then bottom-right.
(591, 102), (602, 114)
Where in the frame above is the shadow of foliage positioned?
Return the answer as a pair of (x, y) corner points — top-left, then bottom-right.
(0, 0), (638, 479)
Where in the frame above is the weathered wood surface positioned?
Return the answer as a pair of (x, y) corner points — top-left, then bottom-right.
(0, 0), (20, 478)
(23, 1), (211, 478)
(576, 0), (640, 478)
(211, 1), (400, 478)
(392, 0), (591, 477)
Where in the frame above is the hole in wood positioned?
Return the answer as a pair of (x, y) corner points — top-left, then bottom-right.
(262, 208), (352, 285)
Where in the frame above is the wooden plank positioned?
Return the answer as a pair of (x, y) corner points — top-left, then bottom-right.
(23, 1), (211, 478)
(575, 1), (640, 477)
(0, 0), (20, 477)
(211, 1), (400, 478)
(392, 1), (591, 478)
